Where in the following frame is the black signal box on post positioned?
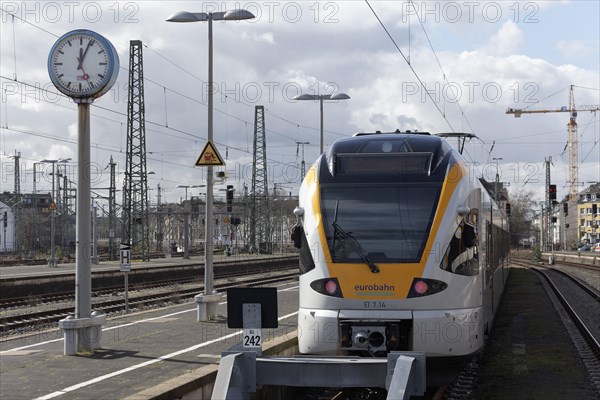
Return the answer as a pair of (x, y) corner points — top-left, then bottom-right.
(549, 184), (557, 200)
(226, 185), (234, 212)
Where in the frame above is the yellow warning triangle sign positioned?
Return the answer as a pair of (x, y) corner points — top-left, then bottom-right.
(48, 202), (57, 211)
(195, 141), (225, 167)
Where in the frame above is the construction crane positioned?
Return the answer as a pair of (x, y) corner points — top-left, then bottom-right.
(506, 85), (599, 199)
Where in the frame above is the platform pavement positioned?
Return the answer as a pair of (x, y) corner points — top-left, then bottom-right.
(0, 282), (300, 400)
(0, 252), (298, 280)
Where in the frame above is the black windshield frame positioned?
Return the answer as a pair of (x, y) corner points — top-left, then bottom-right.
(321, 183), (441, 263)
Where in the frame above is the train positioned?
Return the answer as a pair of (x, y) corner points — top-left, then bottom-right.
(292, 131), (510, 362)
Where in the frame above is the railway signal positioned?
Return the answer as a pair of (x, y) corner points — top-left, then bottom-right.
(226, 185), (234, 212)
(549, 184), (557, 201)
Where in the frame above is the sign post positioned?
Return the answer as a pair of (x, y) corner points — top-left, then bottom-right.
(194, 140), (225, 321)
(120, 243), (131, 313)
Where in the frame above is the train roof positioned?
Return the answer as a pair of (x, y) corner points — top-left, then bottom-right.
(328, 131), (452, 160)
(322, 131), (458, 182)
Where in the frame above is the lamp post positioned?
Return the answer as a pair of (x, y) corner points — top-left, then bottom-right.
(293, 92), (350, 154)
(167, 8), (255, 321)
(40, 158), (71, 267)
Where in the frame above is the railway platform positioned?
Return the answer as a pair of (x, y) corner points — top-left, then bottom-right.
(0, 282), (300, 400)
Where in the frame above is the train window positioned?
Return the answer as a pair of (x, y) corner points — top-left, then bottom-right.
(336, 153), (433, 174)
(321, 184), (441, 263)
(440, 220), (479, 276)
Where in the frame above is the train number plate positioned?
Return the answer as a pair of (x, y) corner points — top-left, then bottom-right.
(243, 328), (262, 348)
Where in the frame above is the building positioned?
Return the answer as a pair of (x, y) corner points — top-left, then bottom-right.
(561, 196), (579, 250)
(0, 192), (53, 255)
(577, 183), (600, 245)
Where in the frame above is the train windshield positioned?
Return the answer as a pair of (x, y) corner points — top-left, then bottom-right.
(321, 185), (441, 263)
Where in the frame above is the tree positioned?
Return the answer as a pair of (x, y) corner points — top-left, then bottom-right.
(507, 189), (537, 247)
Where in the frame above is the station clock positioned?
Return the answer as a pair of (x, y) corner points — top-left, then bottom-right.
(48, 29), (119, 100)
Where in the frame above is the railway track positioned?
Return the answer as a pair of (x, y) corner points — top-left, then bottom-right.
(532, 268), (600, 358)
(0, 265), (288, 310)
(0, 277), (197, 309)
(0, 269), (298, 335)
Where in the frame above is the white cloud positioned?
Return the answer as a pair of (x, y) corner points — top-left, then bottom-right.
(242, 31), (275, 45)
(0, 1), (597, 198)
(481, 20), (523, 56)
(556, 40), (589, 59)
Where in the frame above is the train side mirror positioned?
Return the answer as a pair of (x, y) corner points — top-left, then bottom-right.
(463, 223), (477, 248)
(291, 224), (303, 249)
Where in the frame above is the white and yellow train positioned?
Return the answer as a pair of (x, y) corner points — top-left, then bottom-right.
(292, 131), (510, 361)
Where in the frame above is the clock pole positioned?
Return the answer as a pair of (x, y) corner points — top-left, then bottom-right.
(75, 99), (94, 349)
(50, 29), (118, 355)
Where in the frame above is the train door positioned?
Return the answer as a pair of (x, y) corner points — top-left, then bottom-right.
(482, 220), (494, 334)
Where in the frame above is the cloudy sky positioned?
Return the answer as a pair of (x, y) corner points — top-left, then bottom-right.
(1, 0), (599, 205)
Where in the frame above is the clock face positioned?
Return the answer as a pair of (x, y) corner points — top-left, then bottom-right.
(48, 30), (119, 99)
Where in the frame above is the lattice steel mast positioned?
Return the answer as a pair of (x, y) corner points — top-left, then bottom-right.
(13, 151), (21, 252)
(123, 40), (150, 260)
(249, 105), (270, 252)
(108, 156), (117, 260)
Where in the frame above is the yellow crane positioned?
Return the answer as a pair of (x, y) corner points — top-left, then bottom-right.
(507, 85), (599, 199)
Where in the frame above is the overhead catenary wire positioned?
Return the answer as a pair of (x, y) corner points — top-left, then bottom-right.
(0, 75), (304, 175)
(364, 0), (455, 133)
(0, 7), (342, 158)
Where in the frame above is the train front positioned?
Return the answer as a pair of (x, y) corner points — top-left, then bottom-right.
(294, 132), (484, 359)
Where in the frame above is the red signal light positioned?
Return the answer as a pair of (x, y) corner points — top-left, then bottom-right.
(549, 184), (557, 200)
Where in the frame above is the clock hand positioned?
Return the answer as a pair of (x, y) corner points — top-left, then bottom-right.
(77, 41), (93, 70)
(81, 40), (93, 63)
(77, 47), (84, 70)
(77, 52), (90, 80)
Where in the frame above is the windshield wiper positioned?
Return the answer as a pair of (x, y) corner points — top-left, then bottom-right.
(331, 199), (379, 273)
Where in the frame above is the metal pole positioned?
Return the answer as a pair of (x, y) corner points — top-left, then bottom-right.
(124, 271), (129, 313)
(49, 162), (57, 267)
(184, 187), (190, 259)
(33, 163), (37, 257)
(49, 210), (56, 266)
(92, 204), (99, 264)
(204, 13), (215, 297)
(319, 96), (324, 154)
(76, 102), (92, 349)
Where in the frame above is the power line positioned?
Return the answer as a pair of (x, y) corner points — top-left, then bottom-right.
(0, 7), (345, 152)
(0, 76), (304, 177)
(408, 0), (477, 137)
(364, 0), (455, 133)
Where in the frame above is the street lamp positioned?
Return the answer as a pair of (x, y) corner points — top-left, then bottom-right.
(40, 157), (71, 267)
(167, 7), (255, 321)
(293, 92), (350, 154)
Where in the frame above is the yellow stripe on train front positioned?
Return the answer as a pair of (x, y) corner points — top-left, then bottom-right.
(308, 162), (467, 300)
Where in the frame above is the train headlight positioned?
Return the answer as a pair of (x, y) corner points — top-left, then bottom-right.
(407, 278), (447, 298)
(310, 278), (344, 297)
(325, 280), (338, 294)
